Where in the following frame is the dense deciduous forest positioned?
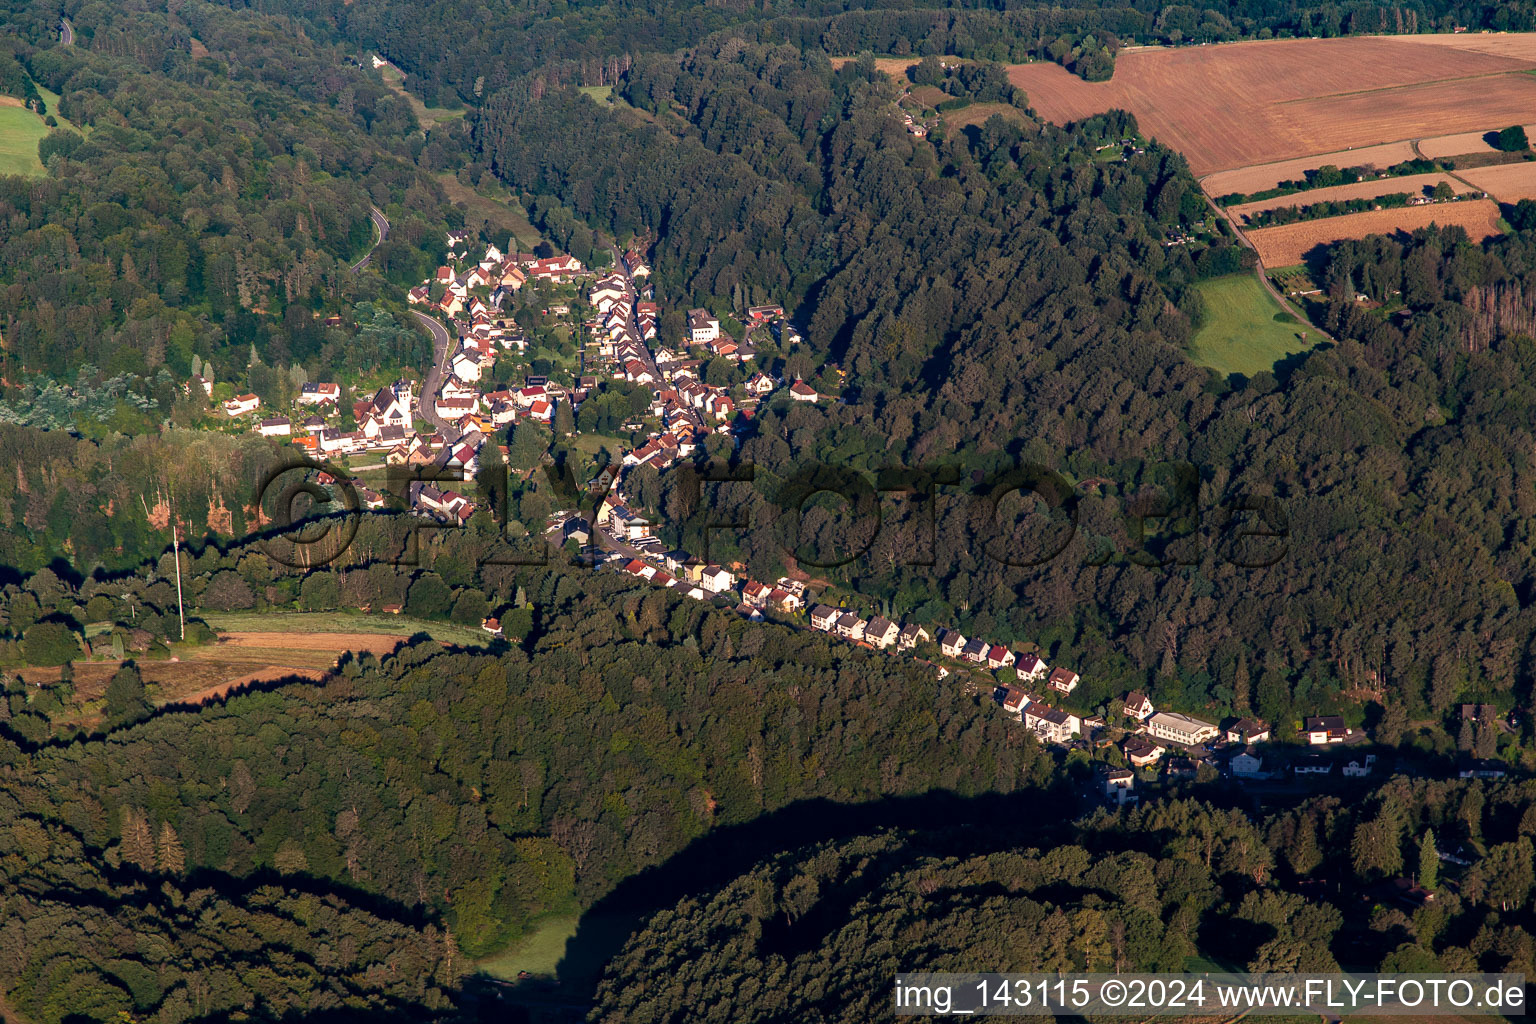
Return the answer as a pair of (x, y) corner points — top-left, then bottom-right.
(0, 0), (448, 423)
(594, 780), (1536, 1022)
(0, 537), (1063, 1019)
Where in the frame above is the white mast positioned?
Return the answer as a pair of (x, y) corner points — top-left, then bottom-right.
(171, 514), (186, 641)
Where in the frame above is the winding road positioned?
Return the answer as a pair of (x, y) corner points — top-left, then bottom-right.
(409, 309), (461, 442)
(60, 18), (73, 45)
(349, 205), (389, 273)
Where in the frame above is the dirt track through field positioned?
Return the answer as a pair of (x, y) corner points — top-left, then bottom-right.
(1457, 160), (1536, 201)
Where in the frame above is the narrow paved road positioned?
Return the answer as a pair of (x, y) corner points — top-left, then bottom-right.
(60, 18), (73, 44)
(606, 240), (661, 378)
(409, 309), (461, 442)
(349, 205), (389, 273)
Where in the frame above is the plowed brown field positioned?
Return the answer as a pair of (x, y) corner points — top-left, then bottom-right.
(1009, 34), (1536, 174)
(1245, 199), (1503, 266)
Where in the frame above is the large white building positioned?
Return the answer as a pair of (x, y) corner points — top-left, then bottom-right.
(1146, 712), (1219, 746)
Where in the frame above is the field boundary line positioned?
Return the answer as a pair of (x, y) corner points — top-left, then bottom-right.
(1273, 68), (1536, 104)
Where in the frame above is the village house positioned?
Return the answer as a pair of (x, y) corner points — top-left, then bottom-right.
(898, 623), (930, 650)
(865, 616), (899, 649)
(1147, 712), (1219, 746)
(687, 308), (720, 345)
(1048, 667), (1080, 694)
(986, 645), (1015, 670)
(527, 253), (586, 282)
(1016, 653), (1048, 683)
(223, 393), (260, 417)
(836, 611), (867, 642)
(789, 379), (819, 403)
(1230, 747), (1265, 777)
(1342, 754), (1377, 778)
(961, 637), (989, 663)
(435, 395), (479, 420)
(1124, 736), (1163, 768)
(589, 276), (628, 312)
(297, 382), (341, 406)
(256, 417), (291, 437)
(768, 587), (800, 613)
(744, 372), (777, 397)
(1294, 756), (1333, 776)
(1024, 704), (1080, 745)
(1101, 766), (1136, 801)
(1226, 718), (1271, 744)
(938, 629), (966, 658)
(610, 507), (652, 541)
(1302, 715), (1352, 745)
(745, 304), (783, 323)
(698, 565), (735, 594)
(1458, 759), (1508, 780)
(998, 685), (1030, 720)
(810, 605), (840, 632)
(451, 350), (484, 382)
(1123, 692), (1155, 721)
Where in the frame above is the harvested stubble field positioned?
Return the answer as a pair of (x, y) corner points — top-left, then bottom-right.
(1458, 160), (1536, 201)
(1204, 141), (1419, 196)
(1418, 123), (1536, 157)
(1009, 34), (1536, 174)
(1228, 172), (1465, 221)
(1245, 199), (1503, 266)
(14, 629), (417, 729)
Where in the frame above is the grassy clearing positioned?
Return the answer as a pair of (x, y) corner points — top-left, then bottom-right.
(434, 172), (543, 249)
(32, 80), (84, 136)
(941, 101), (1031, 131)
(476, 914), (579, 980)
(199, 610), (489, 646)
(0, 103), (45, 177)
(1189, 272), (1316, 377)
(378, 61), (465, 130)
(578, 85), (613, 101)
